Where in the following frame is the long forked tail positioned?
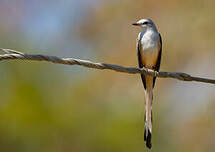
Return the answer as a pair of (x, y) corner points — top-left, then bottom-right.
(144, 87), (153, 149)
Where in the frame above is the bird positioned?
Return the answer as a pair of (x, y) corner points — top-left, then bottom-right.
(132, 18), (162, 149)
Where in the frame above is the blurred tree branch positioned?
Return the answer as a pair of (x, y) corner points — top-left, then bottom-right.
(0, 48), (215, 84)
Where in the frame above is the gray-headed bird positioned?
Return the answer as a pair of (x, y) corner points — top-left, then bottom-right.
(132, 18), (162, 149)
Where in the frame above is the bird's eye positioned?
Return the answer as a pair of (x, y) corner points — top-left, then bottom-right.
(142, 22), (149, 25)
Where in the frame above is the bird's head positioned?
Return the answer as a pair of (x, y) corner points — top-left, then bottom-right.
(132, 18), (157, 31)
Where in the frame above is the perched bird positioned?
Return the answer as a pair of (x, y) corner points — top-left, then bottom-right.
(132, 18), (162, 149)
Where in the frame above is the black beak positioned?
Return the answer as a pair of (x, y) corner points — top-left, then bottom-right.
(132, 23), (139, 26)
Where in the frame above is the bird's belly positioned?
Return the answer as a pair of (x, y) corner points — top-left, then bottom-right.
(140, 48), (159, 68)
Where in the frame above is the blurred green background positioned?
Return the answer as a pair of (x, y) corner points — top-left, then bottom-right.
(0, 0), (215, 151)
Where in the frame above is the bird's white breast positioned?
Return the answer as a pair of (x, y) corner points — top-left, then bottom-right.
(140, 30), (159, 67)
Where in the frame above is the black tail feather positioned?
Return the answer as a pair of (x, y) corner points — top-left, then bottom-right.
(144, 128), (152, 149)
(144, 88), (153, 149)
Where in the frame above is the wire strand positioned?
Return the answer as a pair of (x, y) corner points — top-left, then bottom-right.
(0, 48), (215, 84)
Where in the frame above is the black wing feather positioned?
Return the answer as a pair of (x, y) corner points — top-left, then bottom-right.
(152, 33), (162, 88)
(137, 34), (146, 89)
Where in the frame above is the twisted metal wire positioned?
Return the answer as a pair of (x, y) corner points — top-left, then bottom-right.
(0, 48), (215, 84)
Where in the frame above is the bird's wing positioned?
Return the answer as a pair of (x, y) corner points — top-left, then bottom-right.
(152, 33), (162, 88)
(137, 33), (146, 89)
